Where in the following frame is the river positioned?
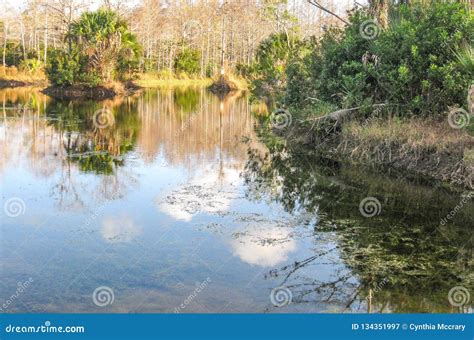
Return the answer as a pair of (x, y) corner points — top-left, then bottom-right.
(0, 87), (472, 313)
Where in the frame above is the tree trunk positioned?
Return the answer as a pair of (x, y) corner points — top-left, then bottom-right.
(220, 14), (226, 76)
(44, 13), (48, 64)
(369, 0), (389, 29)
(2, 22), (7, 70)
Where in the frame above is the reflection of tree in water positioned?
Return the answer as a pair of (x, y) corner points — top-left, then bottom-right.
(135, 88), (258, 169)
(1, 87), (260, 212)
(244, 138), (473, 313)
(174, 87), (200, 113)
(46, 99), (141, 175)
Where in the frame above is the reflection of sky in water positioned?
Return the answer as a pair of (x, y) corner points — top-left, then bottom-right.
(4, 88), (468, 313)
(230, 227), (297, 267)
(0, 88), (349, 313)
(101, 215), (143, 243)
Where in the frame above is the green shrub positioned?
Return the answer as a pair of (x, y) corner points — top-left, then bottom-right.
(174, 48), (201, 76)
(46, 50), (84, 86)
(281, 2), (473, 116)
(252, 32), (301, 94)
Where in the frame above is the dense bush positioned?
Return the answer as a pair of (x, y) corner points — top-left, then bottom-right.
(174, 48), (201, 76)
(250, 32), (302, 94)
(46, 50), (84, 86)
(283, 2), (473, 116)
(2, 42), (23, 67)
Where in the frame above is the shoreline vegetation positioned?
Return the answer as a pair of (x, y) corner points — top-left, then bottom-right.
(273, 117), (473, 190)
(1, 2), (472, 189)
(247, 1), (473, 190)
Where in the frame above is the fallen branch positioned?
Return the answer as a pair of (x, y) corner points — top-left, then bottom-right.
(307, 0), (349, 25)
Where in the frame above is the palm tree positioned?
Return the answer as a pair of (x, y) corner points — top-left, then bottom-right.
(368, 0), (389, 28)
(67, 9), (140, 82)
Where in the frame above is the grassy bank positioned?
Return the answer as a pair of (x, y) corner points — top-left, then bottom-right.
(0, 66), (48, 87)
(278, 115), (474, 189)
(209, 73), (248, 93)
(249, 2), (473, 189)
(136, 73), (213, 88)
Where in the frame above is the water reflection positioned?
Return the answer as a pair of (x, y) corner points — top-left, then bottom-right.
(0, 87), (472, 313)
(243, 137), (473, 313)
(101, 215), (143, 244)
(231, 227), (297, 267)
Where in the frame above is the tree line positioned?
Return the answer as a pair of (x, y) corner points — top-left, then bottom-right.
(1, 0), (348, 86)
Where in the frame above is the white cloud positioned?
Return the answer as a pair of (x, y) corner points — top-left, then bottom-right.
(101, 215), (142, 243)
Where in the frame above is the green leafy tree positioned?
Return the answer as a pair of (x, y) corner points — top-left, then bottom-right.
(174, 48), (201, 76)
(251, 32), (301, 94)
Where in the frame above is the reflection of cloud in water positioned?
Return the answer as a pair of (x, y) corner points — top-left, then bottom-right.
(101, 215), (142, 243)
(158, 165), (241, 222)
(231, 228), (297, 267)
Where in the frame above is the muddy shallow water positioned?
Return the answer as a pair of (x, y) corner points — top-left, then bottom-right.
(0, 87), (472, 313)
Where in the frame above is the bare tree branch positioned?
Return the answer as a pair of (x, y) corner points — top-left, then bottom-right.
(307, 0), (349, 25)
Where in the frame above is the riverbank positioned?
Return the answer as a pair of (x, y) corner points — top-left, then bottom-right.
(41, 81), (142, 100)
(135, 73), (212, 88)
(0, 66), (48, 88)
(276, 116), (474, 190)
(209, 74), (248, 94)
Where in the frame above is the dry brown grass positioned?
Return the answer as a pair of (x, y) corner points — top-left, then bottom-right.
(343, 118), (473, 152)
(0, 66), (47, 84)
(209, 72), (248, 92)
(334, 117), (474, 188)
(136, 72), (212, 87)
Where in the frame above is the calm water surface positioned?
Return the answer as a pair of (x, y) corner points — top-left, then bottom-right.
(0, 87), (472, 313)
